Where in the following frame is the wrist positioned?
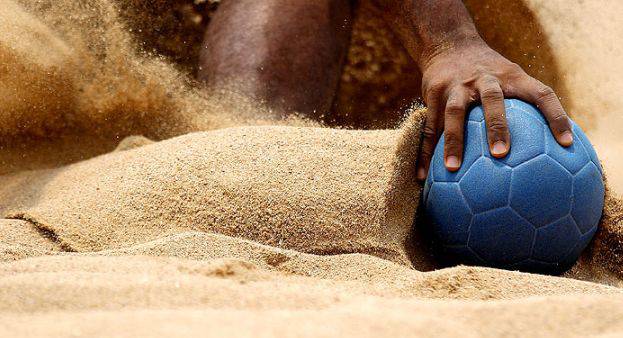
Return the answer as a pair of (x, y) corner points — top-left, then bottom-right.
(418, 31), (484, 70)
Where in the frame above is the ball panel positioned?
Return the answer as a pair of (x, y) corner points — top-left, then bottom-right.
(533, 215), (581, 263)
(560, 226), (598, 268)
(460, 157), (512, 213)
(426, 182), (473, 236)
(545, 128), (590, 175)
(572, 121), (603, 174)
(479, 119), (490, 160)
(468, 207), (535, 265)
(432, 121), (484, 182)
(572, 162), (606, 234)
(511, 99), (547, 125)
(467, 105), (485, 122)
(436, 231), (470, 246)
(442, 245), (486, 266)
(510, 155), (572, 227)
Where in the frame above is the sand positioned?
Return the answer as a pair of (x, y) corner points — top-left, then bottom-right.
(1, 0), (623, 337)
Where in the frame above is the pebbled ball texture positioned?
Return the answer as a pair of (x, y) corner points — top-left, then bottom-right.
(423, 99), (605, 274)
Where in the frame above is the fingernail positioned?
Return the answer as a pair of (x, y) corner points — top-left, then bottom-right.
(417, 167), (428, 181)
(560, 131), (573, 146)
(491, 141), (508, 157)
(445, 156), (461, 171)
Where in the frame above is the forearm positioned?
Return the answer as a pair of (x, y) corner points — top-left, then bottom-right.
(371, 0), (482, 68)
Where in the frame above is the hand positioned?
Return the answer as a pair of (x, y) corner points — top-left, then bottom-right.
(415, 39), (574, 181)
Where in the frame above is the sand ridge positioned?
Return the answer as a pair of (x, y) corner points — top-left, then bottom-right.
(1, 251), (623, 337)
(0, 115), (427, 267)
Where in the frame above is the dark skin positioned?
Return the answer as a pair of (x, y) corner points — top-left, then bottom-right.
(199, 0), (574, 180)
(198, 0), (352, 119)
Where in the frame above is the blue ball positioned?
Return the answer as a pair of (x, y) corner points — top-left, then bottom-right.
(423, 99), (605, 274)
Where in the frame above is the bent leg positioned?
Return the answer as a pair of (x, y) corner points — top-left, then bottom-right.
(198, 0), (352, 119)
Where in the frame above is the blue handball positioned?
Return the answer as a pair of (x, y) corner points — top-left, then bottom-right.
(423, 99), (605, 274)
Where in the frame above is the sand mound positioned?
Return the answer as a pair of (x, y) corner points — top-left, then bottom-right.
(0, 114), (428, 267)
(2, 234), (623, 336)
(3, 295), (623, 337)
(1, 252), (623, 337)
(2, 0), (623, 336)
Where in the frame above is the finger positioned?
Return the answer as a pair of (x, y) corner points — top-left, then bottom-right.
(416, 114), (440, 181)
(478, 78), (510, 158)
(443, 88), (469, 172)
(416, 98), (442, 181)
(508, 76), (573, 146)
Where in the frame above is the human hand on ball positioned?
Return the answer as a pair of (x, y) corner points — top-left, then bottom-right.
(415, 38), (575, 181)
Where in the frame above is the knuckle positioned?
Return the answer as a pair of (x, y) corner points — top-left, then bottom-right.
(445, 103), (464, 118)
(480, 75), (499, 86)
(425, 82), (445, 98)
(487, 119), (508, 134)
(422, 124), (437, 139)
(480, 86), (503, 101)
(507, 62), (524, 74)
(535, 85), (556, 101)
